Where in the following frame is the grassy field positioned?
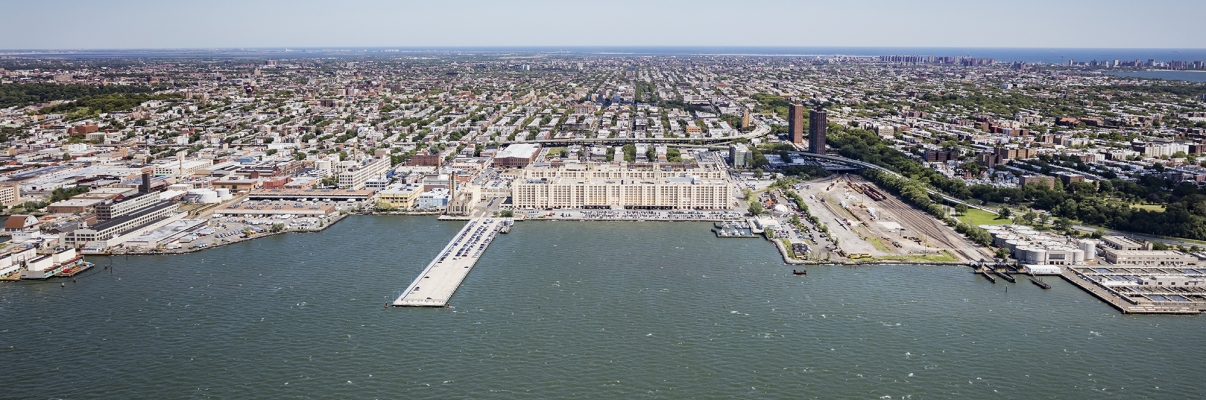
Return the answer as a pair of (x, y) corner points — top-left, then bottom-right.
(873, 250), (959, 263)
(957, 208), (1011, 226)
(1131, 203), (1166, 212)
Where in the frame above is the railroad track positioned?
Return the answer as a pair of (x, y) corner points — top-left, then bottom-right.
(864, 180), (986, 262)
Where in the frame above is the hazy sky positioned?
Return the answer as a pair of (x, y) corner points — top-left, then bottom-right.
(1, 0), (1203, 49)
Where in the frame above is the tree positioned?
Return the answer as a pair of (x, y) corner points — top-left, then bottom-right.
(955, 204), (969, 216)
(995, 247), (1011, 259)
(1020, 211), (1037, 225)
(666, 148), (682, 162)
(270, 223), (285, 233)
(748, 200), (764, 215)
(375, 201), (396, 212)
(998, 207), (1012, 219)
(622, 144), (636, 162)
(319, 175), (339, 188)
(1054, 217), (1073, 232)
(753, 168), (764, 179)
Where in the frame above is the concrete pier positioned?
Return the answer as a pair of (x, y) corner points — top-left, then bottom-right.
(393, 218), (508, 307)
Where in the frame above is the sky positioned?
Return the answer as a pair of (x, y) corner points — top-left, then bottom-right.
(1, 0), (1203, 49)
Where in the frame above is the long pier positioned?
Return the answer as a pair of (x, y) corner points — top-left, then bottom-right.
(393, 218), (508, 307)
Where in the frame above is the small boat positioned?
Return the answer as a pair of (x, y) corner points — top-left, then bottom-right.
(1030, 278), (1051, 289)
(792, 269), (807, 275)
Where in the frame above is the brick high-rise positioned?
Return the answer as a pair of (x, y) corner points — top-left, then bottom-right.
(809, 109), (827, 154)
(788, 103), (805, 144)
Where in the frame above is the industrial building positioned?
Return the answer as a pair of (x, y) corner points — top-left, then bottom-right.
(214, 202), (336, 217)
(65, 201), (180, 247)
(512, 163), (732, 210)
(376, 183), (423, 209)
(493, 143), (541, 169)
(336, 157), (390, 190)
(248, 188), (374, 202)
(984, 225), (1095, 266)
(152, 159), (214, 177)
(1102, 250), (1204, 267)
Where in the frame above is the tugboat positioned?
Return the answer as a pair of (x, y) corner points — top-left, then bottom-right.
(792, 269), (807, 276)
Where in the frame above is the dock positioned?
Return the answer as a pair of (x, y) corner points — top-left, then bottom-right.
(393, 218), (508, 307)
(1058, 268), (1201, 314)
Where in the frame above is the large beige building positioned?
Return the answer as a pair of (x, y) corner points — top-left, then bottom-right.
(511, 162), (733, 210)
(336, 157), (390, 190)
(1103, 249), (1203, 267)
(0, 183), (19, 206)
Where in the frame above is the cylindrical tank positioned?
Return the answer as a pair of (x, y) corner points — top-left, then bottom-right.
(189, 189), (220, 204)
(198, 191), (220, 204)
(1015, 246), (1032, 263)
(1079, 240), (1098, 260)
(1005, 240), (1023, 252)
(1072, 248), (1085, 264)
(1031, 248), (1048, 264)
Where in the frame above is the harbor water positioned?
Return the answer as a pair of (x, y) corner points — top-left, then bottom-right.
(1, 216), (1204, 398)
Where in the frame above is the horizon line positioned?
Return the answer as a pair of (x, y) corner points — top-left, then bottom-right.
(3, 45), (1206, 52)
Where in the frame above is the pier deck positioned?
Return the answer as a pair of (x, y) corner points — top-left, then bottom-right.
(393, 218), (507, 307)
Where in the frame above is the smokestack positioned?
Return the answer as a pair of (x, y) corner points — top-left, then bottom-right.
(141, 172), (151, 193)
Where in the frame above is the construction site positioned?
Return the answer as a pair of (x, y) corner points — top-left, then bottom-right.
(781, 175), (989, 263)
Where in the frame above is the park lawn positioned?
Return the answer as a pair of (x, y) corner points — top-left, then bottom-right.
(1131, 204), (1166, 212)
(957, 208), (1011, 226)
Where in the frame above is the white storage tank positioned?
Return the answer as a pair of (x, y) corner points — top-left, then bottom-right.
(1072, 248), (1085, 264)
(1032, 248), (1048, 264)
(1015, 246), (1033, 263)
(1005, 240), (1023, 252)
(188, 189), (221, 204)
(1079, 240), (1098, 260)
(216, 188), (233, 200)
(199, 191), (220, 204)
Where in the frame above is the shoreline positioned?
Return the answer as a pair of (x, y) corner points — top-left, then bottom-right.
(105, 213), (351, 256)
(98, 214), (974, 267)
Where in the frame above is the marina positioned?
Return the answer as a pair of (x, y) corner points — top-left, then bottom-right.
(392, 217), (509, 307)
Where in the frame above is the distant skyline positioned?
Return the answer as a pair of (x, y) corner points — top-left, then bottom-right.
(1, 0), (1204, 50)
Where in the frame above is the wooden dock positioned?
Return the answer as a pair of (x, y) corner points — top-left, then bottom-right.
(392, 218), (507, 307)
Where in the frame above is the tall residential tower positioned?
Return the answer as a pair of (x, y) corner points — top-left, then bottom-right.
(809, 109), (827, 154)
(788, 103), (805, 144)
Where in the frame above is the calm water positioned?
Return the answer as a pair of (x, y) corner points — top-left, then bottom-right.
(1, 216), (1203, 398)
(1106, 70), (1206, 82)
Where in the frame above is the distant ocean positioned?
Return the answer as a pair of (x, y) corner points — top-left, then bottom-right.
(3, 47), (1205, 64)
